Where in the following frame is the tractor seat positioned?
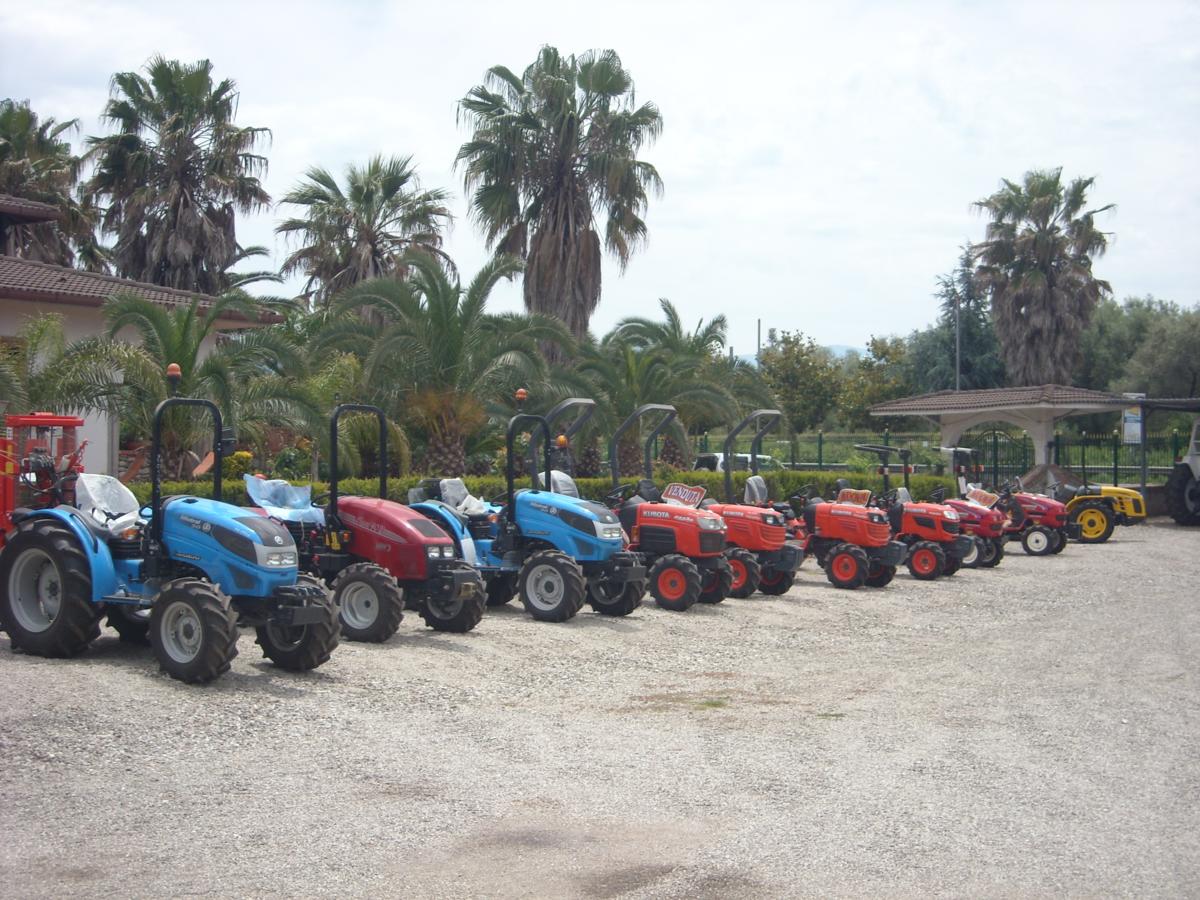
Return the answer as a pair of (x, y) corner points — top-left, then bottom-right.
(698, 497), (718, 510)
(744, 475), (768, 505)
(618, 494), (646, 532)
(636, 478), (662, 502)
(534, 470), (580, 498)
(68, 507), (114, 542)
(1056, 483), (1098, 500)
(802, 500), (820, 532)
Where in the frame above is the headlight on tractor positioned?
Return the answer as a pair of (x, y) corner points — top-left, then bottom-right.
(594, 522), (624, 541)
(868, 512), (888, 525)
(427, 545), (441, 559)
(265, 551), (297, 567)
(441, 545), (455, 558)
(760, 513), (783, 526)
(942, 509), (959, 521)
(697, 515), (725, 531)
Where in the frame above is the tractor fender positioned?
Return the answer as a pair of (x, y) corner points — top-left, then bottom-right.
(12, 507), (119, 602)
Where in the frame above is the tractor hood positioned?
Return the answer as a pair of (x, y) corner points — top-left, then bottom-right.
(163, 496), (298, 569)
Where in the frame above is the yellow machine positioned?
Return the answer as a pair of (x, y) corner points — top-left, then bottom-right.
(1051, 483), (1146, 543)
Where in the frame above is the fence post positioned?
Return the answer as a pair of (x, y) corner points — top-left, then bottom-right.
(817, 430), (824, 471)
(883, 428), (890, 447)
(1081, 432), (1088, 483)
(1054, 431), (1061, 466)
(992, 430), (999, 487)
(1021, 431), (1028, 473)
(1172, 429), (1180, 461)
(790, 433), (797, 470)
(1112, 429), (1119, 485)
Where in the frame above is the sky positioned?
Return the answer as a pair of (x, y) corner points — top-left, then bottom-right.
(2, 0), (1198, 354)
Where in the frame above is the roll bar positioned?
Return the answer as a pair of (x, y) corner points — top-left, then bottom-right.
(150, 397), (227, 544)
(609, 404), (677, 487)
(329, 403), (388, 520)
(507, 413), (553, 504)
(722, 409), (781, 502)
(531, 397), (596, 469)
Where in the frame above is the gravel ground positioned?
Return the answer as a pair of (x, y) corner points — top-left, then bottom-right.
(1, 519), (1198, 899)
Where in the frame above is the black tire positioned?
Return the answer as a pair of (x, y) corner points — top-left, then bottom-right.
(724, 547), (761, 599)
(942, 553), (963, 576)
(149, 578), (239, 685)
(979, 537), (1004, 568)
(417, 567), (486, 633)
(518, 550), (585, 622)
(648, 554), (701, 611)
(0, 519), (100, 657)
(587, 579), (645, 616)
(107, 606), (151, 645)
(825, 543), (869, 590)
(757, 568), (796, 596)
(331, 563), (404, 643)
(1165, 464), (1200, 525)
(486, 573), (519, 607)
(1049, 530), (1068, 554)
(906, 541), (946, 580)
(960, 537), (982, 569)
(1071, 500), (1115, 544)
(255, 576), (340, 671)
(1020, 525), (1055, 557)
(864, 563), (895, 588)
(699, 556), (733, 604)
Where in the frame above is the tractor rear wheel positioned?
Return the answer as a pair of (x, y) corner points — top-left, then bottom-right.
(486, 573), (519, 607)
(648, 555), (701, 611)
(724, 547), (761, 598)
(864, 563), (895, 588)
(906, 542), (945, 580)
(1020, 525), (1055, 556)
(757, 568), (796, 595)
(332, 563), (404, 642)
(518, 550), (585, 622)
(587, 579), (644, 616)
(418, 567), (486, 633)
(1072, 501), (1114, 543)
(825, 543), (869, 589)
(107, 606), (151, 644)
(960, 537), (981, 569)
(150, 579), (239, 684)
(699, 556), (733, 604)
(942, 553), (962, 576)
(1165, 464), (1200, 525)
(256, 576), (340, 671)
(0, 520), (100, 658)
(979, 538), (1004, 568)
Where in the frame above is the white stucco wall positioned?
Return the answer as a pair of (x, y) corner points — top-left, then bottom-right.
(0, 297), (228, 476)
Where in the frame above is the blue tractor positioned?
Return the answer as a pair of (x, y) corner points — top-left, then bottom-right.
(410, 401), (645, 622)
(0, 391), (340, 684)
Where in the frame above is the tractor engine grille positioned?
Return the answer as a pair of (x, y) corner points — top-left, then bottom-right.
(867, 521), (892, 543)
(944, 521), (960, 534)
(699, 531), (725, 554)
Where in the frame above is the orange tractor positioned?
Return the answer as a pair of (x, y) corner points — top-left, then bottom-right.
(793, 485), (907, 589)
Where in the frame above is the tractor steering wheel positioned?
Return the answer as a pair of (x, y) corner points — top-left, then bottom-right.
(604, 483), (636, 506)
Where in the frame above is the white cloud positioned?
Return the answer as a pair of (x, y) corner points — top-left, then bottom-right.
(2, 0), (1197, 353)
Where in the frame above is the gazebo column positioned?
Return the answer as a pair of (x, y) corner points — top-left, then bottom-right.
(1027, 418), (1056, 466)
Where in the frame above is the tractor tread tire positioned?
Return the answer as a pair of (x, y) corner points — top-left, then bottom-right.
(149, 578), (239, 685)
(757, 568), (796, 595)
(906, 541), (946, 580)
(518, 550), (585, 623)
(587, 580), (645, 617)
(1071, 500), (1115, 544)
(486, 573), (519, 607)
(648, 555), (701, 611)
(255, 577), (340, 671)
(1165, 464), (1200, 526)
(0, 520), (100, 657)
(825, 543), (869, 590)
(960, 537), (982, 569)
(1020, 525), (1056, 557)
(725, 547), (762, 598)
(864, 564), (895, 588)
(331, 563), (404, 643)
(699, 556), (734, 604)
(417, 568), (486, 633)
(942, 554), (963, 576)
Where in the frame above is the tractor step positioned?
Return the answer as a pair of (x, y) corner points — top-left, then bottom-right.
(101, 594), (151, 608)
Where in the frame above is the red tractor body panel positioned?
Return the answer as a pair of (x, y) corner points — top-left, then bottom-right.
(895, 501), (961, 544)
(705, 502), (787, 552)
(943, 498), (1005, 539)
(809, 503), (893, 547)
(626, 503), (727, 558)
(330, 496), (454, 582)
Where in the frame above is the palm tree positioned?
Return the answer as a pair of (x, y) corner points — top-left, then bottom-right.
(0, 99), (104, 268)
(457, 46), (663, 348)
(0, 314), (79, 414)
(276, 155), (453, 307)
(614, 298), (727, 358)
(84, 57), (271, 294)
(62, 291), (315, 477)
(972, 169), (1114, 385)
(319, 253), (572, 474)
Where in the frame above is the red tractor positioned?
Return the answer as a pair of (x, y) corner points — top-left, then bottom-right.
(934, 448), (1006, 568)
(604, 404), (732, 611)
(247, 404), (485, 641)
(702, 410), (804, 597)
(1, 413), (87, 545)
(793, 485), (907, 589)
(847, 445), (975, 580)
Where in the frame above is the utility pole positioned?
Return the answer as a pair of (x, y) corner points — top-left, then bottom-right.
(756, 318), (762, 363)
(954, 291), (961, 391)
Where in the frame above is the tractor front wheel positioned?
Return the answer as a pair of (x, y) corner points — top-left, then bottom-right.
(1020, 526), (1055, 556)
(150, 579), (239, 684)
(960, 537), (981, 569)
(699, 556), (733, 604)
(1050, 530), (1068, 554)
(418, 568), (486, 633)
(0, 520), (100, 658)
(332, 563), (404, 642)
(587, 579), (645, 617)
(979, 537), (1004, 568)
(1072, 501), (1115, 543)
(906, 542), (946, 580)
(256, 577), (340, 671)
(942, 553), (962, 576)
(757, 568), (796, 595)
(864, 563), (895, 588)
(724, 547), (761, 598)
(518, 551), (585, 622)
(825, 544), (869, 590)
(1165, 464), (1200, 525)
(648, 555), (701, 611)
